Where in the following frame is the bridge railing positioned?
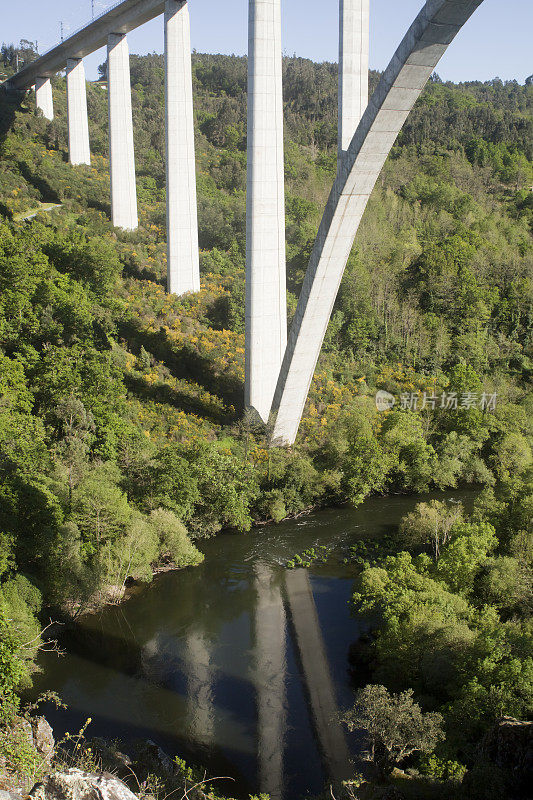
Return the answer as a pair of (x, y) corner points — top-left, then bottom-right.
(39, 0), (127, 60)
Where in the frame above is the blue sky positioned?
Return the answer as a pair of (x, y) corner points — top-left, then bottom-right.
(2, 0), (531, 84)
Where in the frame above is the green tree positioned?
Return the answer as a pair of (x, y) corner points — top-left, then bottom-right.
(436, 521), (497, 594)
(380, 412), (436, 492)
(52, 395), (95, 504)
(146, 445), (200, 520)
(399, 499), (463, 560)
(342, 435), (389, 506)
(341, 684), (444, 777)
(73, 462), (132, 551)
(149, 509), (204, 568)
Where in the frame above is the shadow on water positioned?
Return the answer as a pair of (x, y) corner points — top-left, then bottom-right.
(34, 616), (257, 797)
(38, 697), (254, 800)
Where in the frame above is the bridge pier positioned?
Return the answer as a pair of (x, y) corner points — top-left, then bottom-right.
(165, 0), (200, 295)
(107, 32), (138, 231)
(245, 0), (287, 424)
(34, 77), (54, 120)
(66, 59), (91, 166)
(338, 0), (369, 162)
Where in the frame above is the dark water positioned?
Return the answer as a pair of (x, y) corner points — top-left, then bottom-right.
(31, 490), (476, 800)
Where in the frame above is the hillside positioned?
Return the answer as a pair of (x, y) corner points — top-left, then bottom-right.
(1, 47), (532, 593)
(0, 48), (532, 797)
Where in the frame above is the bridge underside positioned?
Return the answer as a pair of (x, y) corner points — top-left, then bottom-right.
(7, 0), (166, 90)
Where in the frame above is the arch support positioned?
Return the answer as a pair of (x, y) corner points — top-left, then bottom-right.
(165, 0), (200, 295)
(107, 32), (138, 231)
(271, 0), (485, 446)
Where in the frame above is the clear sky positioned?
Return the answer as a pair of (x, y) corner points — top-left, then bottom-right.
(2, 0), (531, 84)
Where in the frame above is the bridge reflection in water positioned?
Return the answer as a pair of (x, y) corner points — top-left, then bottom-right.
(284, 569), (352, 785)
(28, 555), (359, 800)
(136, 565), (352, 798)
(184, 631), (215, 747)
(31, 505), (394, 799)
(171, 563), (352, 799)
(254, 564), (287, 799)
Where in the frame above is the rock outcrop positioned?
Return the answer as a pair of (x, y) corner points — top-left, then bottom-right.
(478, 716), (533, 789)
(0, 716), (55, 797)
(31, 718), (55, 761)
(463, 716), (533, 798)
(0, 791), (24, 800)
(29, 770), (138, 800)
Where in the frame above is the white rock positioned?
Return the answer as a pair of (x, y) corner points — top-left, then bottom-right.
(29, 770), (138, 800)
(31, 717), (54, 759)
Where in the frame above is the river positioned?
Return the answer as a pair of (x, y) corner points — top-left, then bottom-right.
(31, 490), (477, 800)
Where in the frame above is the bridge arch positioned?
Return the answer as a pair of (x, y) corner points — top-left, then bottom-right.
(270, 0), (485, 445)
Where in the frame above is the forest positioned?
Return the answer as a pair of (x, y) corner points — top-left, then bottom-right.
(0, 40), (532, 800)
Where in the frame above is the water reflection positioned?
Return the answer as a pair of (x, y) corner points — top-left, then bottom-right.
(254, 563), (287, 800)
(184, 631), (215, 745)
(285, 569), (352, 782)
(32, 491), (478, 799)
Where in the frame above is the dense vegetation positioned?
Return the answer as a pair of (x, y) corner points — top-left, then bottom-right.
(0, 39), (531, 798)
(346, 471), (532, 798)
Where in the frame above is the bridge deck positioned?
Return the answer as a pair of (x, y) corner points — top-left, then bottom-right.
(6, 0), (165, 91)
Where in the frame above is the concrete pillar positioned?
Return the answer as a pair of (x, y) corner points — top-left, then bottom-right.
(338, 0), (370, 160)
(165, 0), (200, 295)
(254, 564), (286, 800)
(284, 569), (351, 782)
(184, 631), (214, 744)
(107, 33), (138, 231)
(245, 0), (287, 424)
(66, 58), (91, 166)
(34, 77), (54, 120)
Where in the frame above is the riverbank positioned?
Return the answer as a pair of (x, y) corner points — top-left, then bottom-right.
(49, 485), (481, 622)
(3, 707), (532, 800)
(28, 489), (480, 800)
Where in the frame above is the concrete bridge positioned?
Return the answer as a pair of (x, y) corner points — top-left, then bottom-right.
(4, 0), (485, 445)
